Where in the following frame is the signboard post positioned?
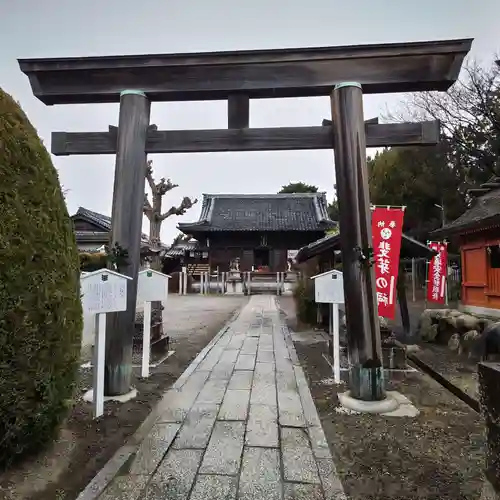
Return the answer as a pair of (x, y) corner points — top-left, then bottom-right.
(80, 269), (132, 418)
(311, 270), (344, 384)
(137, 269), (171, 378)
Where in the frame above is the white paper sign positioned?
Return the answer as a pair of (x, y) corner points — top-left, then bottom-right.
(311, 270), (344, 304)
(137, 269), (171, 303)
(81, 270), (130, 314)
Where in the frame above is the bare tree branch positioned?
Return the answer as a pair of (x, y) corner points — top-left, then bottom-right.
(145, 160), (157, 194)
(160, 197), (198, 221)
(157, 178), (179, 195)
(143, 194), (153, 219)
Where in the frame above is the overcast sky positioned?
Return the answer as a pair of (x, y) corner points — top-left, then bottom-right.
(1, 0), (499, 244)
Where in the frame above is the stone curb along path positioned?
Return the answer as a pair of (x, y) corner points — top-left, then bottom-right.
(77, 295), (347, 500)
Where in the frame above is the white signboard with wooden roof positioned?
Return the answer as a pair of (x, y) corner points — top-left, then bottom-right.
(80, 269), (132, 419)
(137, 268), (171, 379)
(310, 269), (344, 384)
(80, 269), (131, 314)
(137, 269), (171, 303)
(310, 269), (344, 304)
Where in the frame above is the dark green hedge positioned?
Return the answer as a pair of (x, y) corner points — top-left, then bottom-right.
(0, 88), (82, 466)
(293, 278), (318, 325)
(79, 252), (107, 272)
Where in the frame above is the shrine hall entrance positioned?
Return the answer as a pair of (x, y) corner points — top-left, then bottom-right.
(254, 248), (270, 269)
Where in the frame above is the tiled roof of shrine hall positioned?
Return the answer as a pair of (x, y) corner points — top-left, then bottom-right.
(177, 193), (337, 233)
(432, 177), (500, 238)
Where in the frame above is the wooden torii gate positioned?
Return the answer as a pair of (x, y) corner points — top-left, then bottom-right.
(19, 38), (472, 402)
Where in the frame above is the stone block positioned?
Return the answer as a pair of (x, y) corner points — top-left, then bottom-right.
(283, 483), (323, 500)
(276, 366), (298, 392)
(218, 389), (251, 420)
(128, 422), (181, 475)
(278, 391), (306, 427)
(190, 475), (237, 500)
(236, 354), (256, 371)
(246, 404), (278, 448)
(219, 349), (240, 365)
(228, 334), (246, 350)
(143, 449), (202, 499)
(293, 366), (321, 428)
(99, 474), (149, 500)
(478, 362), (500, 493)
(241, 337), (259, 355)
(317, 457), (347, 499)
(228, 370), (254, 390)
(308, 425), (331, 459)
(258, 334), (274, 351)
(257, 349), (275, 363)
(281, 427), (320, 484)
(238, 447), (281, 500)
(199, 421), (245, 475)
(196, 378), (229, 405)
(250, 379), (277, 407)
(254, 362), (275, 380)
(172, 404), (219, 449)
(198, 347), (224, 371)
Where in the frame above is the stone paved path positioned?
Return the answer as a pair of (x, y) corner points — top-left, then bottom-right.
(94, 295), (346, 499)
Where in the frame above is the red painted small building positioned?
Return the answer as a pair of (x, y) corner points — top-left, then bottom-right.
(433, 177), (500, 316)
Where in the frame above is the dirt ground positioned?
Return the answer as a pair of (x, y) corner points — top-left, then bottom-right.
(0, 295), (247, 500)
(415, 344), (479, 400)
(279, 296), (486, 500)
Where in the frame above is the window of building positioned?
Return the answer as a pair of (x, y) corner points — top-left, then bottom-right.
(487, 245), (500, 269)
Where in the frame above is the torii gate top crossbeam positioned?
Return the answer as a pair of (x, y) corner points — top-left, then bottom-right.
(19, 38), (472, 105)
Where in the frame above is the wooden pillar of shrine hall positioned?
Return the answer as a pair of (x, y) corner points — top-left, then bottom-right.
(331, 82), (385, 401)
(105, 90), (151, 396)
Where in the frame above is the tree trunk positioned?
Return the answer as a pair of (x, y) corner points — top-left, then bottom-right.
(149, 191), (164, 341)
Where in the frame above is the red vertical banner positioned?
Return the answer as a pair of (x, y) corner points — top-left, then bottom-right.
(371, 207), (405, 319)
(427, 242), (448, 304)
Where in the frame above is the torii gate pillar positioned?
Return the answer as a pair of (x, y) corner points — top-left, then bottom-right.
(105, 90), (150, 396)
(331, 83), (384, 401)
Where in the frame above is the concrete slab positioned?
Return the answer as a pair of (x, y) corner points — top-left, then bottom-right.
(278, 391), (306, 427)
(99, 474), (149, 500)
(235, 354), (256, 371)
(228, 370), (254, 390)
(281, 428), (320, 484)
(172, 404), (219, 449)
(128, 422), (181, 475)
(218, 389), (251, 421)
(238, 447), (281, 500)
(144, 449), (203, 499)
(246, 404), (279, 448)
(195, 378), (229, 405)
(283, 483), (324, 500)
(190, 475), (237, 500)
(199, 421), (245, 475)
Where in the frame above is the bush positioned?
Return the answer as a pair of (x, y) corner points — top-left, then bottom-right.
(0, 88), (82, 466)
(293, 278), (318, 325)
(79, 252), (107, 272)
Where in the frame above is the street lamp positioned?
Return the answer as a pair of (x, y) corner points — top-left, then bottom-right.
(434, 203), (446, 228)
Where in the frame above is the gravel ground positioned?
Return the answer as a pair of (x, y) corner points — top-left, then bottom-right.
(0, 295), (247, 500)
(279, 296), (486, 500)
